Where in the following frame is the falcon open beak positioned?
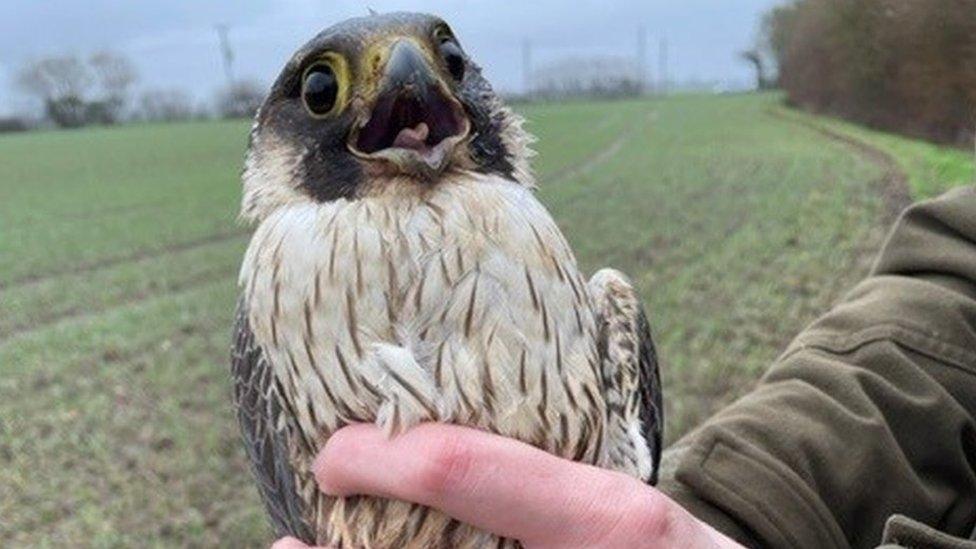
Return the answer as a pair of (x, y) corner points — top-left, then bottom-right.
(349, 39), (470, 179)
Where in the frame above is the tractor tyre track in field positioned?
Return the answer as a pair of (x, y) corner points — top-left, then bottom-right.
(536, 110), (623, 153)
(0, 229), (249, 293)
(541, 111), (657, 185)
(768, 109), (913, 222)
(4, 110), (658, 352)
(4, 109), (655, 294)
(0, 266), (239, 343)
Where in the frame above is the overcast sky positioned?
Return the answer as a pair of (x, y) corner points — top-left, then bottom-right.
(0, 0), (782, 116)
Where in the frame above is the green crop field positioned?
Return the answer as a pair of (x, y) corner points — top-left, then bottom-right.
(2, 93), (971, 546)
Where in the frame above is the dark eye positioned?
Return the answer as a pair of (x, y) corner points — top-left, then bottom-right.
(302, 63), (339, 116)
(438, 39), (465, 82)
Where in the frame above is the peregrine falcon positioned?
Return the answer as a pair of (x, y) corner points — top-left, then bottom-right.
(232, 12), (663, 548)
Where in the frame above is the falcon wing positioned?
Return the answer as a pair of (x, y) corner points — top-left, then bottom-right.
(633, 301), (663, 483)
(232, 299), (314, 542)
(589, 269), (664, 485)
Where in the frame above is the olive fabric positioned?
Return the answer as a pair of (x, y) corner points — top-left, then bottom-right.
(659, 186), (976, 549)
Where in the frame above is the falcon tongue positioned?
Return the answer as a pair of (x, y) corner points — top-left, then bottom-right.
(392, 122), (430, 151)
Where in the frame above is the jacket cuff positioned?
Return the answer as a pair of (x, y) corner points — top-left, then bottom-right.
(880, 514), (976, 549)
(664, 431), (848, 549)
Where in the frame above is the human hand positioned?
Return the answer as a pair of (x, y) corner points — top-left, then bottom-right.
(273, 423), (742, 548)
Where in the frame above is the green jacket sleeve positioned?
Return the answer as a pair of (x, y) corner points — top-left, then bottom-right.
(658, 186), (976, 549)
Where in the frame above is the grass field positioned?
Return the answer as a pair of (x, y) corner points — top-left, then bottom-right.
(773, 102), (976, 199)
(2, 93), (971, 547)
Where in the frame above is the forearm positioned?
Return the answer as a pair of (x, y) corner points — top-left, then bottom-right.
(658, 186), (976, 548)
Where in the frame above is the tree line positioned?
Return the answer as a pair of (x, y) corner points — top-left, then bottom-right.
(4, 52), (266, 132)
(764, 0), (976, 145)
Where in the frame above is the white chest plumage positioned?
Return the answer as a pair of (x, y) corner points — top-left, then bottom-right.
(239, 173), (623, 546)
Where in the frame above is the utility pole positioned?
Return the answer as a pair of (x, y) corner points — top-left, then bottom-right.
(637, 26), (648, 94)
(215, 24), (235, 87)
(522, 38), (533, 98)
(658, 34), (669, 95)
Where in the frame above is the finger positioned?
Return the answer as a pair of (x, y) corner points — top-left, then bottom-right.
(271, 537), (309, 549)
(314, 423), (703, 547)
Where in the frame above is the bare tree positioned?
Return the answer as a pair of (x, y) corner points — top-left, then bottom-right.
(89, 51), (138, 123)
(16, 52), (139, 127)
(138, 88), (195, 122)
(739, 49), (768, 91)
(215, 79), (265, 119)
(17, 56), (91, 100)
(17, 56), (93, 127)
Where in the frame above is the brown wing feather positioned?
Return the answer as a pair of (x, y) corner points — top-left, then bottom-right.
(231, 299), (314, 542)
(635, 305), (663, 484)
(589, 269), (664, 484)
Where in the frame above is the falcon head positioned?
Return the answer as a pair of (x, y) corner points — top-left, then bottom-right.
(241, 12), (534, 221)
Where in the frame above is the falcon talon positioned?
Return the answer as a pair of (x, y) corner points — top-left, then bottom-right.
(232, 12), (663, 547)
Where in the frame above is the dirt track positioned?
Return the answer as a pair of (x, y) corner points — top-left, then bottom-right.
(768, 108), (913, 222)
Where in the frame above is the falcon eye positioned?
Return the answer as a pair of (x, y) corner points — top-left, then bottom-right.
(302, 63), (339, 117)
(439, 40), (465, 82)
